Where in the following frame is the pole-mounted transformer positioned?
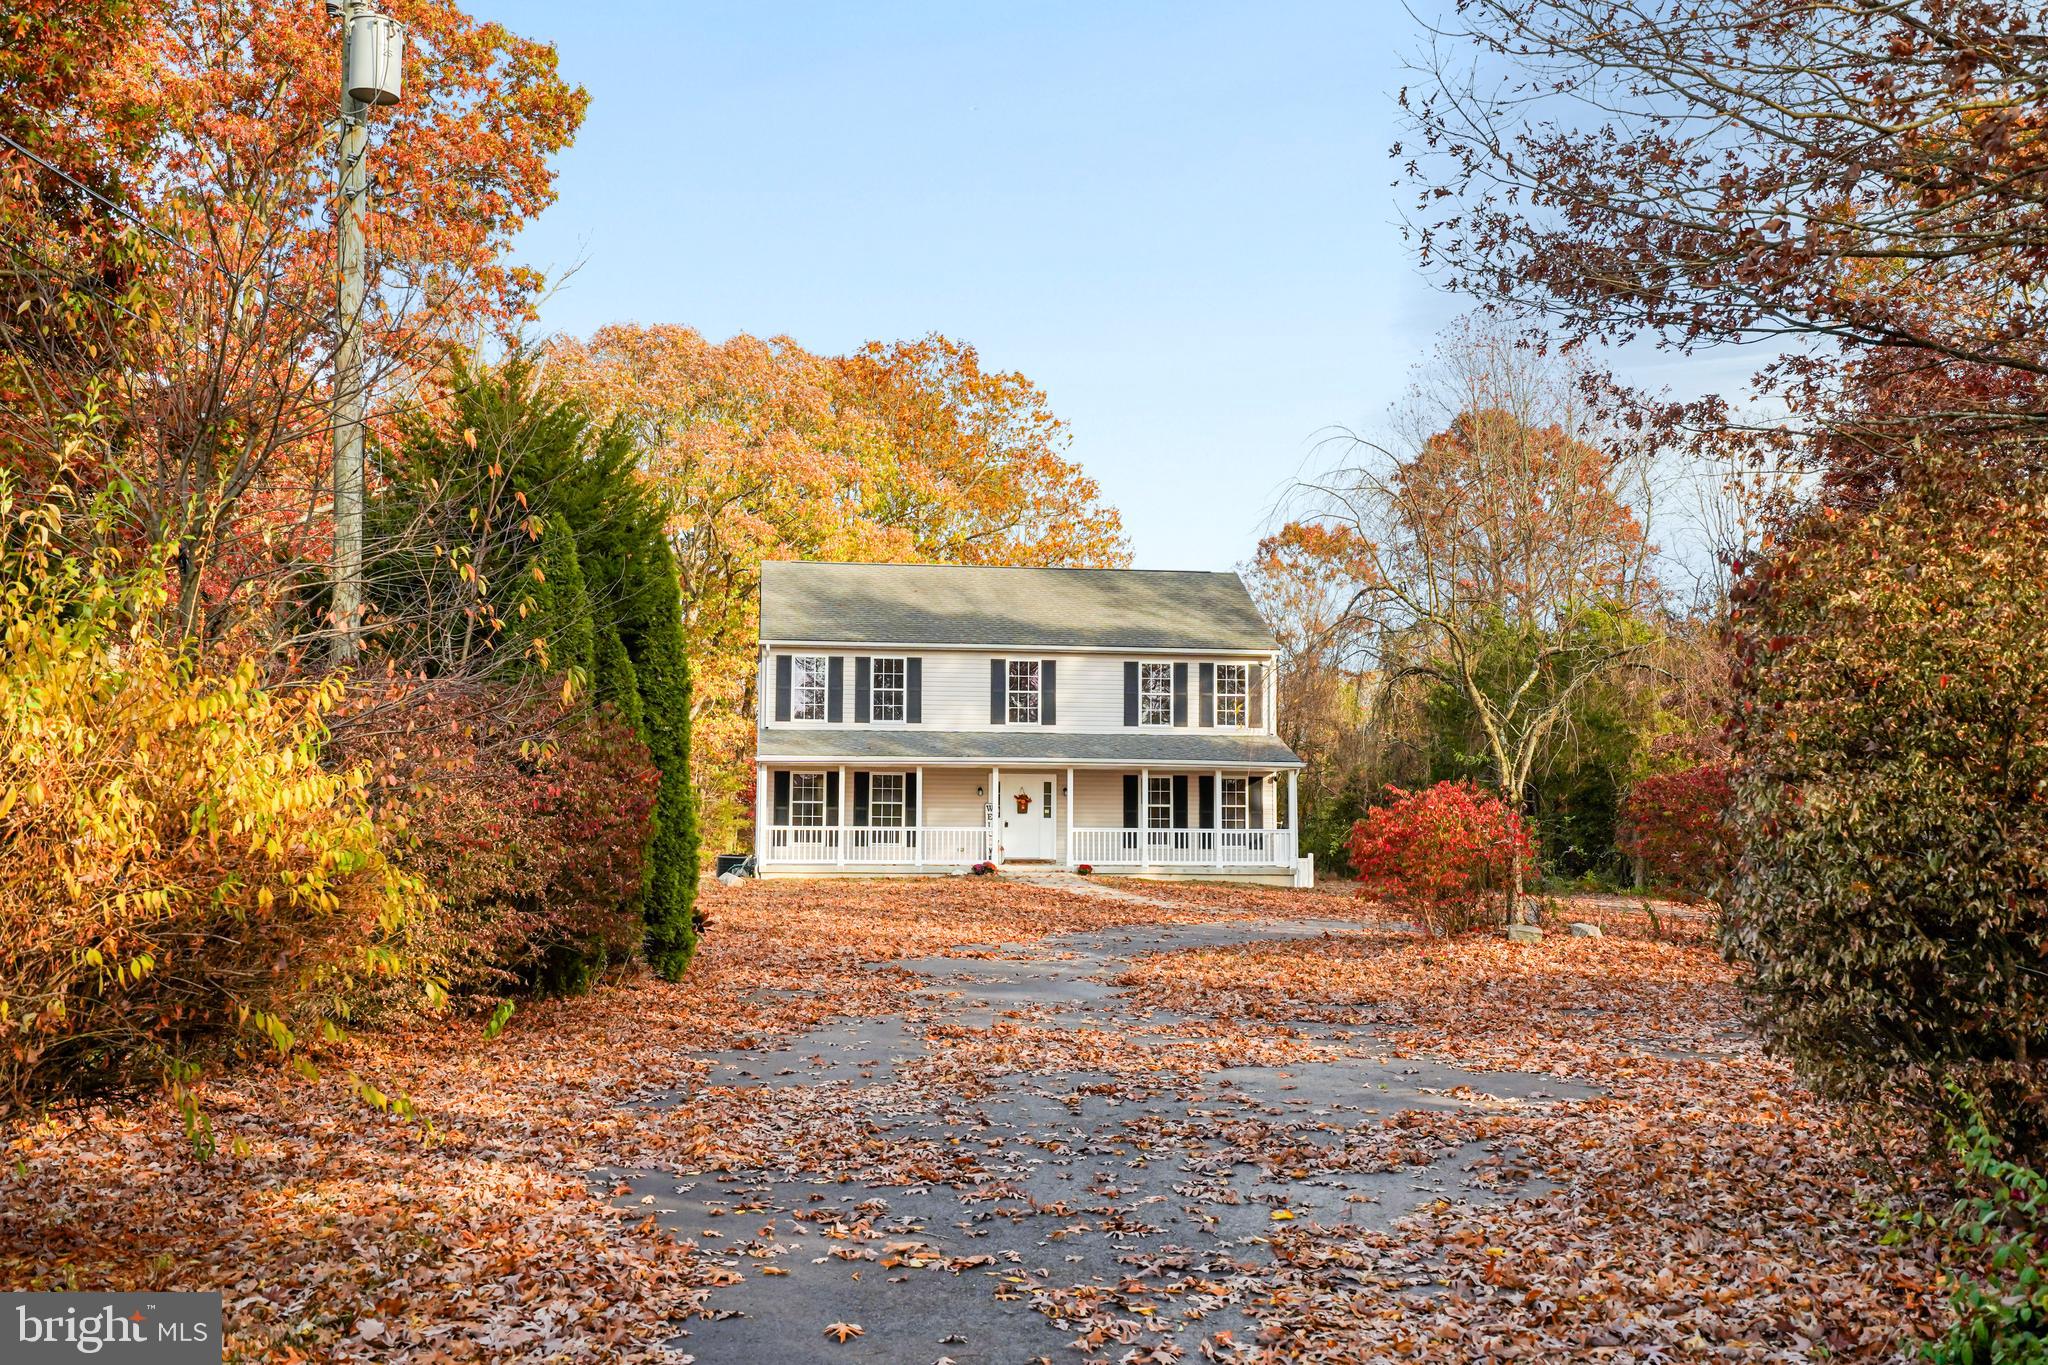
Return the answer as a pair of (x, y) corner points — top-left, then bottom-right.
(346, 10), (406, 107)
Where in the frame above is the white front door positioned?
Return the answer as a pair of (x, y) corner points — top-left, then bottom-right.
(999, 771), (1057, 861)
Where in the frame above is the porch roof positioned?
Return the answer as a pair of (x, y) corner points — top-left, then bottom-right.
(756, 728), (1304, 769)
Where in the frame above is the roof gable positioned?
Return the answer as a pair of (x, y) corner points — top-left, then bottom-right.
(759, 562), (1278, 652)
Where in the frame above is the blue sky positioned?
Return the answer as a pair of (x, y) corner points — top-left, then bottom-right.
(484, 2), (1722, 572)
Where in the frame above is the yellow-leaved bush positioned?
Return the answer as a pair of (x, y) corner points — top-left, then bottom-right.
(0, 480), (428, 1135)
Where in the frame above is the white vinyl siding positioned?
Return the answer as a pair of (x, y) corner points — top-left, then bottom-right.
(762, 649), (1273, 734)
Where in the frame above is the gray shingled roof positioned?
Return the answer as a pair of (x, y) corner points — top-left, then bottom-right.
(759, 562), (1278, 651)
(756, 728), (1302, 768)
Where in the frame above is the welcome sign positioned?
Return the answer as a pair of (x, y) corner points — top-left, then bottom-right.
(4, 1294), (221, 1363)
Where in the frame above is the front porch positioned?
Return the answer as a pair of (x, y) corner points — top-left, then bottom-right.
(754, 763), (1302, 882)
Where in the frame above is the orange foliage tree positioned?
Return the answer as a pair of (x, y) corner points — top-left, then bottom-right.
(1, 0), (587, 647)
(548, 325), (1128, 852)
(1282, 326), (1662, 921)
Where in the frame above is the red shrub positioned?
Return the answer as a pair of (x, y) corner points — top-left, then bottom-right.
(1616, 762), (1734, 900)
(342, 684), (659, 1001)
(1346, 781), (1534, 935)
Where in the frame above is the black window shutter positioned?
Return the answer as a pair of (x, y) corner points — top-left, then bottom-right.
(1198, 775), (1215, 828)
(825, 771), (840, 824)
(1123, 661), (1139, 726)
(774, 655), (792, 722)
(1199, 662), (1215, 727)
(904, 772), (918, 822)
(1249, 662), (1264, 728)
(1172, 775), (1189, 827)
(1122, 774), (1139, 827)
(1173, 663), (1189, 727)
(854, 656), (871, 724)
(827, 657), (844, 723)
(906, 658), (923, 724)
(853, 771), (870, 826)
(990, 658), (1006, 724)
(1249, 776), (1263, 827)
(1041, 659), (1057, 725)
(773, 770), (790, 825)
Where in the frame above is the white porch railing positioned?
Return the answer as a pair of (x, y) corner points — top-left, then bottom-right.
(1070, 827), (1297, 869)
(760, 825), (991, 866)
(760, 825), (1292, 870)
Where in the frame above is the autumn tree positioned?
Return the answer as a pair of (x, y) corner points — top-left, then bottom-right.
(1404, 3), (2048, 414)
(1284, 327), (1661, 922)
(0, 0), (587, 650)
(548, 325), (1129, 854)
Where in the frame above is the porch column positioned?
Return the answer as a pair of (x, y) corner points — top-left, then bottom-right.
(1287, 769), (1299, 870)
(755, 763), (770, 868)
(1139, 766), (1150, 872)
(990, 766), (1001, 863)
(1064, 766), (1075, 868)
(1213, 767), (1225, 869)
(915, 765), (926, 869)
(837, 763), (848, 867)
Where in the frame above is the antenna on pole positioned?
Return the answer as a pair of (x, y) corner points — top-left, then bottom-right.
(330, 0), (405, 664)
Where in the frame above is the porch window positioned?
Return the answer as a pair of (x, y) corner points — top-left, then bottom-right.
(869, 773), (906, 827)
(791, 654), (828, 721)
(789, 772), (826, 826)
(1214, 663), (1248, 727)
(871, 657), (906, 722)
(1007, 659), (1042, 725)
(1147, 775), (1174, 829)
(1139, 662), (1173, 727)
(1221, 776), (1249, 829)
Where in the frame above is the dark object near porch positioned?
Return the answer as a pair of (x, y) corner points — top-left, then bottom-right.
(971, 861), (998, 876)
(715, 853), (751, 877)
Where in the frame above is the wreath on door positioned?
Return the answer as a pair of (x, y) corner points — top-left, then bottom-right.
(1013, 790), (1032, 814)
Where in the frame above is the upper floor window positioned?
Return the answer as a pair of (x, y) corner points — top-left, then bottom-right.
(1139, 661), (1173, 727)
(789, 772), (826, 826)
(1007, 659), (1041, 725)
(1221, 776), (1249, 829)
(1147, 775), (1174, 829)
(871, 657), (906, 722)
(791, 654), (828, 721)
(869, 773), (906, 827)
(1214, 663), (1248, 727)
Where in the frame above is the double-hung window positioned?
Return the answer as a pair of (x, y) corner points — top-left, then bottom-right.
(1220, 777), (1249, 830)
(1147, 775), (1174, 830)
(1007, 659), (1041, 725)
(789, 772), (826, 826)
(1139, 662), (1173, 727)
(868, 773), (906, 827)
(1214, 663), (1248, 728)
(871, 657), (906, 722)
(791, 654), (828, 722)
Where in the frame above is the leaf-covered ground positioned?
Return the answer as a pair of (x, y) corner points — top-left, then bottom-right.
(1, 878), (1944, 1361)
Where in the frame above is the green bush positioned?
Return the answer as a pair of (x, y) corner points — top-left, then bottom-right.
(507, 512), (594, 679)
(1906, 1089), (2048, 1364)
(1723, 468), (2048, 1155)
(623, 547), (699, 978)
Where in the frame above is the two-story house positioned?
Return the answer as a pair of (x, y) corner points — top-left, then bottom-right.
(753, 561), (1307, 884)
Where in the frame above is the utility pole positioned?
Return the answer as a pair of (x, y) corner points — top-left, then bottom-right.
(330, 0), (403, 664)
